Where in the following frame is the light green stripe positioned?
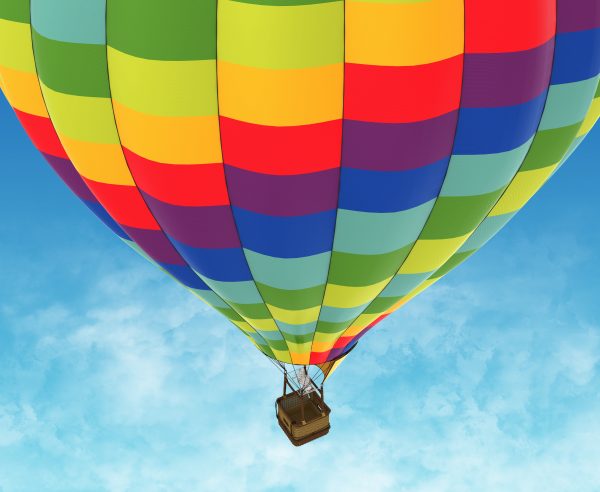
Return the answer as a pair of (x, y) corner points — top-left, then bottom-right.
(218, 0), (343, 69)
(107, 47), (217, 117)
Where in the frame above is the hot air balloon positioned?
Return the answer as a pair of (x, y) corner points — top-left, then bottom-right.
(1, 0), (599, 445)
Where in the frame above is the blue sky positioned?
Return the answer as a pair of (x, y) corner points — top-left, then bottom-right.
(1, 91), (600, 492)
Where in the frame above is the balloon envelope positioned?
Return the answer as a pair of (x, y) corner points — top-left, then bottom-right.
(1, 0), (599, 367)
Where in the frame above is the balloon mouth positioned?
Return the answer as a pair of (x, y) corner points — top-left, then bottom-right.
(267, 340), (358, 390)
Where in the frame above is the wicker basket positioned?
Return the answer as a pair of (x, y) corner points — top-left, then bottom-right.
(276, 391), (331, 446)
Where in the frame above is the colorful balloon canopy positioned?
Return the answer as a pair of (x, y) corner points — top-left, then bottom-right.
(1, 1), (599, 368)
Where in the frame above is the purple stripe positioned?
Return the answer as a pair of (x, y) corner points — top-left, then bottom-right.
(342, 111), (458, 171)
(141, 193), (241, 249)
(461, 40), (554, 108)
(224, 165), (339, 216)
(558, 0), (600, 33)
(326, 346), (346, 361)
(43, 153), (96, 202)
(121, 226), (186, 265)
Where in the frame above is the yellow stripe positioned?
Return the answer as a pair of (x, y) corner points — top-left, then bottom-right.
(313, 331), (344, 345)
(290, 352), (311, 365)
(0, 66), (46, 116)
(271, 349), (292, 363)
(311, 340), (336, 352)
(0, 19), (36, 73)
(346, 0), (464, 66)
(323, 278), (392, 309)
(399, 234), (469, 274)
(217, 61), (343, 126)
(58, 136), (134, 186)
(578, 97), (600, 137)
(113, 101), (222, 164)
(490, 165), (558, 216)
(287, 342), (312, 354)
(267, 305), (321, 325)
(218, 0), (343, 70)
(322, 357), (345, 380)
(41, 84), (119, 144)
(231, 320), (256, 335)
(246, 318), (280, 332)
(107, 47), (217, 117)
(350, 312), (384, 333)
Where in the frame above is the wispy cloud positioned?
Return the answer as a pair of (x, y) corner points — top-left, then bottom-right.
(2, 146), (600, 491)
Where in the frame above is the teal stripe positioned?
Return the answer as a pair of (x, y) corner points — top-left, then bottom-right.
(31, 0), (105, 45)
(199, 277), (264, 305)
(277, 321), (316, 336)
(441, 139), (532, 197)
(333, 200), (434, 255)
(379, 272), (432, 298)
(539, 76), (600, 130)
(244, 250), (330, 290)
(192, 290), (230, 309)
(319, 304), (368, 323)
(457, 213), (515, 253)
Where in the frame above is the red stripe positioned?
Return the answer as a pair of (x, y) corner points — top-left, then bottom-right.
(466, 0), (556, 53)
(345, 56), (464, 123)
(319, 313), (389, 361)
(123, 148), (230, 207)
(333, 336), (355, 350)
(219, 117), (342, 175)
(82, 178), (160, 230)
(309, 351), (330, 365)
(14, 109), (68, 159)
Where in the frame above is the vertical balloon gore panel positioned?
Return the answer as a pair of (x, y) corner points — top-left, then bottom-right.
(0, 0), (598, 375)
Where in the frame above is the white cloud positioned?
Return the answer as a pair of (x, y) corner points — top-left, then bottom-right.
(0, 212), (600, 492)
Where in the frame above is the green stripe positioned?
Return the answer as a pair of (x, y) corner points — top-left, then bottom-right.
(214, 307), (245, 322)
(420, 189), (505, 240)
(32, 29), (110, 97)
(314, 320), (351, 334)
(520, 123), (580, 171)
(328, 244), (412, 287)
(256, 283), (324, 311)
(0, 0), (29, 23)
(262, 338), (289, 352)
(430, 250), (473, 279)
(282, 332), (314, 345)
(227, 301), (273, 320)
(107, 0), (216, 61)
(363, 296), (399, 315)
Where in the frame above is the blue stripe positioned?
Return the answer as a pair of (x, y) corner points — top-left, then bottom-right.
(160, 263), (211, 290)
(453, 92), (547, 155)
(168, 238), (253, 282)
(232, 207), (336, 258)
(551, 28), (600, 85)
(338, 159), (448, 213)
(82, 199), (131, 240)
